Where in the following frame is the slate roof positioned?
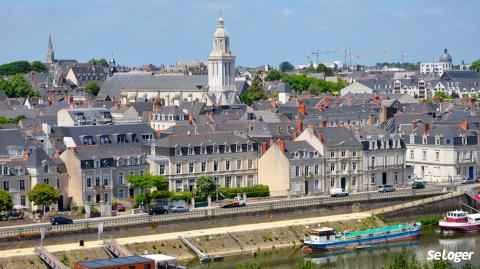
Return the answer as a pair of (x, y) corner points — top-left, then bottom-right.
(72, 144), (145, 161)
(0, 129), (26, 156)
(319, 127), (361, 147)
(151, 132), (252, 148)
(25, 148), (52, 167)
(284, 140), (318, 157)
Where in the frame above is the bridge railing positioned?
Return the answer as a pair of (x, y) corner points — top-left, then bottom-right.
(0, 188), (447, 238)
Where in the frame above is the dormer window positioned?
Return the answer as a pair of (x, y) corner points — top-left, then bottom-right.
(175, 148), (182, 156)
(94, 160), (100, 168)
(225, 145), (231, 153)
(341, 150), (346, 157)
(294, 152), (299, 159)
(422, 136), (427, 145)
(44, 164), (48, 173)
(100, 135), (110, 145)
(200, 147), (206, 154)
(213, 146), (219, 154)
(188, 147), (194, 155)
(435, 137), (440, 145)
(247, 144), (253, 152)
(83, 136), (94, 145)
(463, 137), (467, 145)
(2, 166), (9, 176)
(236, 145), (242, 152)
(409, 135), (415, 144)
(151, 146), (156, 155)
(117, 134), (128, 144)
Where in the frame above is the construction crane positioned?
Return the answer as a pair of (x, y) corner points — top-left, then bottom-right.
(400, 52), (412, 66)
(311, 49), (338, 64)
(381, 48), (389, 63)
(339, 48), (350, 70)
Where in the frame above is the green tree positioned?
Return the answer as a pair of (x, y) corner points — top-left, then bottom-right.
(316, 64), (333, 76)
(126, 173), (168, 207)
(85, 82), (101, 97)
(0, 61), (31, 76)
(279, 61), (294, 72)
(30, 61), (47, 72)
(0, 74), (36, 98)
(471, 59), (480, 72)
(434, 91), (451, 100)
(0, 190), (13, 212)
(264, 69), (282, 81)
(27, 183), (59, 220)
(88, 58), (109, 67)
(194, 175), (217, 197)
(0, 115), (25, 125)
(241, 74), (267, 105)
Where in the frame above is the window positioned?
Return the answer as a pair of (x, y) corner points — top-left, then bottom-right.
(225, 145), (231, 153)
(200, 147), (206, 154)
(295, 166), (300, 176)
(87, 195), (91, 202)
(341, 150), (346, 157)
(159, 164), (165, 175)
(330, 163), (335, 172)
(44, 165), (49, 173)
(304, 165), (310, 175)
(236, 145), (242, 152)
(175, 148), (182, 156)
(370, 174), (375, 184)
(117, 134), (128, 144)
(330, 178), (335, 187)
(314, 165), (319, 175)
(410, 150), (414, 159)
(20, 196), (26, 206)
(83, 136), (94, 145)
(189, 162), (194, 173)
(463, 137), (467, 145)
(188, 147), (194, 155)
(247, 175), (254, 186)
(213, 146), (219, 154)
(103, 178), (109, 186)
(2, 166), (8, 176)
(371, 156), (375, 167)
(95, 177), (100, 186)
(201, 162), (206, 172)
(224, 176), (231, 188)
(225, 160), (231, 171)
(352, 177), (356, 186)
(3, 181), (9, 191)
(176, 163), (182, 174)
(236, 160), (242, 170)
(19, 180), (25, 190)
(422, 137), (427, 144)
(104, 193), (108, 203)
(435, 151), (440, 161)
(456, 167), (461, 176)
(394, 172), (398, 182)
(118, 173), (124, 184)
(330, 150), (335, 158)
(352, 150), (357, 157)
(422, 150), (427, 160)
(236, 176), (242, 187)
(435, 138), (440, 145)
(119, 189), (124, 198)
(352, 162), (357, 171)
(446, 138), (451, 145)
(341, 163), (346, 171)
(86, 177), (92, 188)
(248, 159), (253, 169)
(100, 135), (110, 145)
(247, 144), (253, 151)
(44, 178), (49, 184)
(213, 161), (218, 172)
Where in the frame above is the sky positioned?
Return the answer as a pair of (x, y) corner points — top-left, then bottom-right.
(0, 0), (479, 67)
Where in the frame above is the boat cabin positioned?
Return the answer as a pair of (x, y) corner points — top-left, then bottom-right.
(468, 213), (480, 223)
(446, 210), (468, 223)
(308, 227), (336, 243)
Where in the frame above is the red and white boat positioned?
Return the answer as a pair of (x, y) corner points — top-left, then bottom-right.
(439, 210), (480, 232)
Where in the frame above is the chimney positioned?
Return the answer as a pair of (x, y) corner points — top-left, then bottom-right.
(296, 120), (303, 133)
(470, 97), (476, 110)
(322, 120), (327, 128)
(368, 114), (376, 126)
(380, 106), (388, 123)
(317, 133), (324, 143)
(299, 104), (306, 115)
(460, 121), (468, 130)
(261, 142), (268, 155)
(55, 149), (61, 157)
(188, 114), (194, 125)
(155, 130), (161, 137)
(271, 99), (277, 109)
(412, 120), (417, 131)
(23, 151), (30, 161)
(423, 123), (430, 133)
(292, 132), (297, 140)
(276, 140), (285, 152)
(147, 112), (153, 121)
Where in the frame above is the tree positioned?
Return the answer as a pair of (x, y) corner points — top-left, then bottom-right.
(240, 74), (267, 105)
(0, 190), (13, 212)
(27, 183), (59, 220)
(0, 61), (31, 76)
(30, 61), (47, 72)
(316, 64), (333, 76)
(85, 82), (100, 97)
(434, 91), (451, 100)
(264, 70), (282, 81)
(279, 61), (294, 72)
(126, 173), (168, 208)
(194, 175), (217, 197)
(471, 59), (480, 73)
(88, 58), (109, 67)
(0, 115), (25, 124)
(0, 74), (36, 98)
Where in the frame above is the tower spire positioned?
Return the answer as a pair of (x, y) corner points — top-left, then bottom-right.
(46, 34), (55, 64)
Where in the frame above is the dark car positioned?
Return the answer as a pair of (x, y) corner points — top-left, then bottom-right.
(169, 206), (189, 213)
(412, 181), (426, 189)
(50, 216), (73, 225)
(149, 206), (168, 215)
(112, 203), (125, 212)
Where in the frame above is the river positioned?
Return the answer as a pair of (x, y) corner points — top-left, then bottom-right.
(183, 228), (480, 268)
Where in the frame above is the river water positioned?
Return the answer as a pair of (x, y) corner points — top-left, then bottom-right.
(184, 228), (480, 268)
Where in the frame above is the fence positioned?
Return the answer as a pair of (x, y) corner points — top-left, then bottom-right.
(0, 188), (447, 238)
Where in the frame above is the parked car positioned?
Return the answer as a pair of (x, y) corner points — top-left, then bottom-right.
(169, 206), (189, 213)
(329, 188), (349, 197)
(378, 184), (396, 192)
(0, 211), (23, 221)
(412, 181), (425, 189)
(222, 198), (246, 208)
(148, 206), (168, 215)
(50, 216), (73, 225)
(461, 178), (475, 184)
(112, 203), (125, 212)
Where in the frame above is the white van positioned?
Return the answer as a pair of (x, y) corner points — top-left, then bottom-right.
(329, 188), (349, 197)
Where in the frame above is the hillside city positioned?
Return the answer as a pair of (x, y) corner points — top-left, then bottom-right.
(0, 9), (480, 269)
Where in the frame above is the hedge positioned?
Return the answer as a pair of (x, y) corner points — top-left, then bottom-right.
(219, 185), (270, 199)
(151, 190), (192, 201)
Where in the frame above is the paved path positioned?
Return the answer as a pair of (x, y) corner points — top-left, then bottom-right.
(0, 212), (371, 258)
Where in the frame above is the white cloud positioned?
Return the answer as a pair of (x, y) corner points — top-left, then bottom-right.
(280, 8), (294, 17)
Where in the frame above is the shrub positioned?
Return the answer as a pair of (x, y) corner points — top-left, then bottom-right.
(219, 185), (270, 199)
